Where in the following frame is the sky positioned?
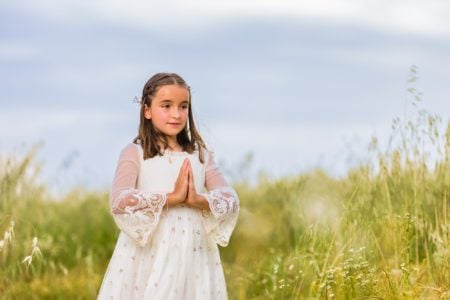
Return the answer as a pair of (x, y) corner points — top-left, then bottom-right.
(1, 0), (449, 194)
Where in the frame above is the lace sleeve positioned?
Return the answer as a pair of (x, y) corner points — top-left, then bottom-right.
(110, 143), (167, 247)
(200, 151), (240, 247)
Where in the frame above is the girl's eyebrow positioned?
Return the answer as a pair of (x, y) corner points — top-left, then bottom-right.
(159, 99), (189, 104)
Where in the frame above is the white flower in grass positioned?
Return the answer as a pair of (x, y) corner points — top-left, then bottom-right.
(21, 236), (42, 266)
(2, 221), (15, 243)
(4, 231), (11, 242)
(31, 237), (42, 257)
(0, 239), (4, 251)
(22, 255), (33, 266)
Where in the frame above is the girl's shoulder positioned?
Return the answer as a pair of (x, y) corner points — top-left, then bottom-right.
(122, 141), (142, 152)
(199, 147), (224, 174)
(118, 141), (142, 163)
(199, 146), (216, 165)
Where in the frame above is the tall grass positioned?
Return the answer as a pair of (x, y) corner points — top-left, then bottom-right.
(1, 67), (449, 299)
(223, 66), (449, 299)
(0, 146), (117, 299)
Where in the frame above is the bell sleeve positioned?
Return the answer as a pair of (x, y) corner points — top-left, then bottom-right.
(200, 151), (240, 247)
(109, 143), (167, 247)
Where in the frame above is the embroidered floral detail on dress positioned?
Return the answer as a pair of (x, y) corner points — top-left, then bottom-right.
(203, 187), (239, 218)
(111, 188), (167, 247)
(201, 186), (240, 247)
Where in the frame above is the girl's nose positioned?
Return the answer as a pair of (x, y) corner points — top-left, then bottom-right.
(171, 108), (181, 118)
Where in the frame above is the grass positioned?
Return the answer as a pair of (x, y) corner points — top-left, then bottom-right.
(1, 66), (449, 299)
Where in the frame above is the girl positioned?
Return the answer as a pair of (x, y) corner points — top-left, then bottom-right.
(97, 73), (239, 300)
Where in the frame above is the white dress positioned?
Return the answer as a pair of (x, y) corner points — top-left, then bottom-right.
(97, 142), (239, 300)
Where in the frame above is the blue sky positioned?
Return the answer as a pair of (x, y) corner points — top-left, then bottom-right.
(1, 1), (449, 194)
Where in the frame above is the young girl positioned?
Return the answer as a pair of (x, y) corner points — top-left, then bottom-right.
(97, 73), (239, 300)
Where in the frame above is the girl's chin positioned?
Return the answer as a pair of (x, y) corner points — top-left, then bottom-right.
(162, 129), (184, 137)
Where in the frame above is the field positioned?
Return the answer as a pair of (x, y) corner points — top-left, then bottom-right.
(1, 77), (449, 299)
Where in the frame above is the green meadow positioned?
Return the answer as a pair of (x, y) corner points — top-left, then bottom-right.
(1, 72), (449, 299)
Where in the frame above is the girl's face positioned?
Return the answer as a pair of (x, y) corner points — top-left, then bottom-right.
(144, 84), (190, 145)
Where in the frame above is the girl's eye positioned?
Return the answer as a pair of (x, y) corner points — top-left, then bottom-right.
(162, 104), (170, 109)
(181, 105), (188, 110)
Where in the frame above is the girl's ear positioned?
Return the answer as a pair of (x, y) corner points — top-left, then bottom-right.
(144, 104), (151, 120)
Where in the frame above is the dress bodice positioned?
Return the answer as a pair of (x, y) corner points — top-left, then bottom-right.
(135, 147), (206, 194)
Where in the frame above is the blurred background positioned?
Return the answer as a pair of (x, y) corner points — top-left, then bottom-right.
(1, 1), (450, 299)
(1, 0), (449, 194)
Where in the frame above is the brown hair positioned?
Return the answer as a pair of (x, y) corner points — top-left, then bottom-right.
(133, 72), (206, 162)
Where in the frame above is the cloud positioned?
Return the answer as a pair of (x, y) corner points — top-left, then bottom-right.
(0, 108), (133, 139)
(1, 0), (449, 191)
(3, 0), (450, 37)
(205, 119), (391, 176)
(0, 41), (40, 61)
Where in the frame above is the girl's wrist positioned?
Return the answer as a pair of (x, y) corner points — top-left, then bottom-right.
(167, 192), (183, 207)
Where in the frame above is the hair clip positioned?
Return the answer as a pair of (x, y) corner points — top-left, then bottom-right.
(132, 96), (142, 105)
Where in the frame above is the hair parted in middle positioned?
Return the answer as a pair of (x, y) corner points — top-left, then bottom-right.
(133, 72), (206, 163)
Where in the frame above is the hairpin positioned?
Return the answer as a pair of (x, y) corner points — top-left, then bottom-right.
(132, 96), (142, 105)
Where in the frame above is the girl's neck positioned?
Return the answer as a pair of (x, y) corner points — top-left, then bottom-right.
(163, 140), (183, 152)
(167, 145), (183, 152)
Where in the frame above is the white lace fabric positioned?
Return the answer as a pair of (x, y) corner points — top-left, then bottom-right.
(112, 188), (167, 247)
(201, 187), (239, 246)
(109, 143), (239, 247)
(98, 143), (240, 299)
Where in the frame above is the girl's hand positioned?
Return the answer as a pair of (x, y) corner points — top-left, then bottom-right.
(185, 163), (210, 210)
(116, 196), (138, 211)
(167, 158), (189, 206)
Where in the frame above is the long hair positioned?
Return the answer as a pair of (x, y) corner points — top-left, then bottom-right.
(133, 72), (206, 163)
